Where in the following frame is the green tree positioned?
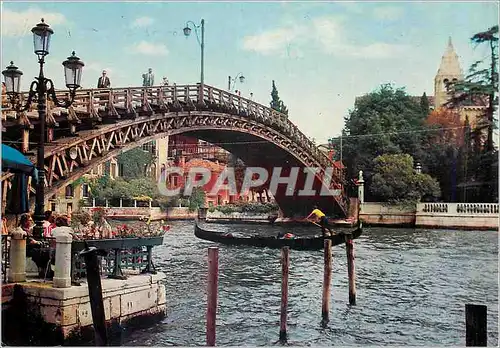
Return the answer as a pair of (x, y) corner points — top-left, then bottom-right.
(341, 84), (428, 200)
(448, 25), (498, 202)
(370, 154), (441, 205)
(128, 177), (160, 199)
(186, 187), (206, 212)
(117, 147), (154, 179)
(420, 92), (430, 116)
(109, 178), (132, 200)
(270, 80), (289, 116)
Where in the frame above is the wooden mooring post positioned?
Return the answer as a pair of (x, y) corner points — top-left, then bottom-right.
(79, 243), (108, 346)
(345, 233), (356, 305)
(279, 246), (290, 343)
(321, 239), (332, 326)
(465, 304), (487, 346)
(206, 247), (219, 347)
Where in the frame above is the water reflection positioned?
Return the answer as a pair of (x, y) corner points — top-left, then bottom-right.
(122, 221), (498, 346)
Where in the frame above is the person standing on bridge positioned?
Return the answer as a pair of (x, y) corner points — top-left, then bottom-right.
(97, 70), (110, 88)
(305, 205), (334, 237)
(142, 68), (154, 87)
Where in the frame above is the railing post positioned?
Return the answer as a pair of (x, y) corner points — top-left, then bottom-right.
(8, 228), (27, 283)
(358, 170), (365, 208)
(109, 248), (126, 280)
(143, 245), (156, 274)
(198, 83), (204, 105)
(52, 227), (73, 288)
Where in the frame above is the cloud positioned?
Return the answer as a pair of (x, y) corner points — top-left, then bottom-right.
(132, 16), (154, 27)
(242, 16), (410, 60)
(242, 25), (306, 56)
(311, 17), (342, 47)
(373, 6), (404, 21)
(130, 41), (168, 56)
(1, 8), (67, 37)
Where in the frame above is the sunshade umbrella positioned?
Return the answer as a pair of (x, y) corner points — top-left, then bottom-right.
(1, 144), (37, 215)
(1, 144), (36, 175)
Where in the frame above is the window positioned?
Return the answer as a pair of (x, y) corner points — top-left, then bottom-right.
(65, 185), (74, 198)
(82, 184), (89, 198)
(50, 203), (56, 211)
(443, 78), (449, 91)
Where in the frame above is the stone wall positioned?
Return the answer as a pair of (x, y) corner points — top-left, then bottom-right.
(415, 203), (499, 230)
(360, 202), (416, 226)
(2, 272), (167, 344)
(360, 202), (499, 230)
(165, 207), (197, 220)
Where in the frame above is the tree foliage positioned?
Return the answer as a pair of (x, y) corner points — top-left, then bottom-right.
(370, 154), (440, 205)
(420, 92), (430, 116)
(270, 80), (289, 116)
(425, 107), (464, 147)
(117, 147), (154, 179)
(341, 84), (428, 200)
(187, 187), (206, 212)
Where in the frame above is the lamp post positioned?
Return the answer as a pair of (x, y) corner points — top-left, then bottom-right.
(2, 18), (84, 238)
(183, 19), (205, 85)
(415, 162), (422, 174)
(228, 73), (245, 92)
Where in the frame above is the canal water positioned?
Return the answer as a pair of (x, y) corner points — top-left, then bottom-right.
(121, 221), (498, 346)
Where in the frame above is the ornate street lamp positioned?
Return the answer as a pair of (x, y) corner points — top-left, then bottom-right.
(228, 73), (245, 92)
(183, 19), (205, 85)
(415, 162), (422, 174)
(2, 18), (84, 238)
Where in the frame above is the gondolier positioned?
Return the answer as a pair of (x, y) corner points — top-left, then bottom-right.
(305, 205), (334, 237)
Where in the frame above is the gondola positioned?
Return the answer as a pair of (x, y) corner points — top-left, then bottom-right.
(194, 220), (362, 251)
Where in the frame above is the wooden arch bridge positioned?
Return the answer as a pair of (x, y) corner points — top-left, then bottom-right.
(2, 83), (349, 216)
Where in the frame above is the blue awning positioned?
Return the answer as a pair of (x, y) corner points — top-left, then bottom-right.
(1, 144), (37, 179)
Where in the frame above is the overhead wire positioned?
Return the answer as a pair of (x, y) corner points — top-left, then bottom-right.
(1, 124), (474, 148)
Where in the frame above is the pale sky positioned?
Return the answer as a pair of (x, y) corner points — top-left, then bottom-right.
(2, 1), (499, 143)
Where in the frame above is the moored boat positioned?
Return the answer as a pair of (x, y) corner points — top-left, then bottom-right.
(194, 220), (362, 250)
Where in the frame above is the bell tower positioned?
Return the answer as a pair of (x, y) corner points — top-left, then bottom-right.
(434, 37), (463, 108)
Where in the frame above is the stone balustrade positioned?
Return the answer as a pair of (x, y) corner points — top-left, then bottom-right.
(418, 203), (499, 215)
(358, 202), (499, 230)
(416, 202), (499, 230)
